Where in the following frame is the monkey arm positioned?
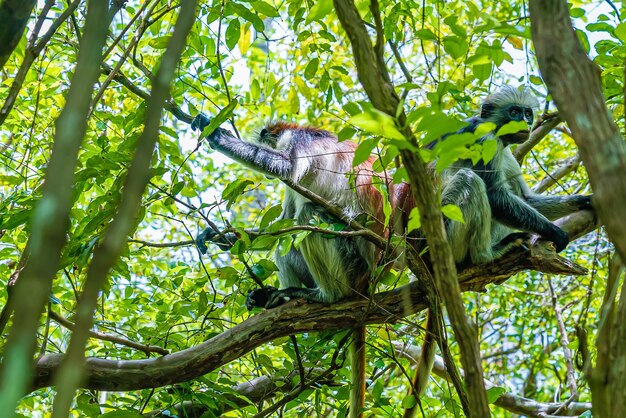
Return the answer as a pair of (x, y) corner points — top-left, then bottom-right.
(489, 190), (569, 252)
(207, 129), (293, 179)
(513, 171), (592, 220)
(524, 194), (592, 220)
(191, 113), (294, 179)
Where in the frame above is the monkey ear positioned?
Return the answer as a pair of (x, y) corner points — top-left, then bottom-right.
(480, 103), (495, 119)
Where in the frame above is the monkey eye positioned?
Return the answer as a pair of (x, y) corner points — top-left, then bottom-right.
(509, 107), (520, 120)
(524, 109), (533, 123)
(260, 128), (269, 137)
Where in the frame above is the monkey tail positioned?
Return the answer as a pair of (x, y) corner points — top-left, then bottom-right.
(349, 325), (367, 418)
(402, 309), (437, 418)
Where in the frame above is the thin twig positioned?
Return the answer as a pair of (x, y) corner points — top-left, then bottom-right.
(547, 277), (579, 401)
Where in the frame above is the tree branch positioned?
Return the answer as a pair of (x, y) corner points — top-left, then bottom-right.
(533, 154), (581, 194)
(28, 211), (597, 393)
(49, 311), (169, 356)
(0, 0), (82, 126)
(101, 63), (193, 123)
(0, 0), (37, 69)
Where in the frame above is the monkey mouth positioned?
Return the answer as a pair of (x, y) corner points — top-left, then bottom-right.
(502, 130), (530, 144)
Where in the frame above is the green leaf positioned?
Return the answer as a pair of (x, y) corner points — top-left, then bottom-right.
(482, 138), (498, 163)
(293, 230), (311, 248)
(492, 24), (531, 39)
(486, 386), (506, 404)
(472, 63), (493, 83)
(251, 1), (280, 18)
(260, 204), (283, 228)
(496, 120), (527, 136)
(442, 204), (464, 224)
(278, 235), (294, 256)
(338, 126), (356, 141)
(415, 29), (437, 41)
(170, 181), (184, 196)
(304, 58), (319, 80)
(569, 7), (585, 18)
(238, 22), (252, 54)
(199, 99), (239, 139)
(353, 138), (377, 166)
(349, 109), (404, 140)
(148, 36), (170, 49)
(443, 36), (468, 59)
(343, 102), (361, 116)
(407, 207), (421, 232)
(225, 19), (241, 50)
(221, 179), (254, 209)
(587, 22), (614, 33)
(401, 395), (417, 408)
(306, 0), (333, 23)
(229, 3), (265, 32)
(474, 121), (497, 137)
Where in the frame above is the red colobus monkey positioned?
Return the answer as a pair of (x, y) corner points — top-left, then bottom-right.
(192, 114), (418, 418)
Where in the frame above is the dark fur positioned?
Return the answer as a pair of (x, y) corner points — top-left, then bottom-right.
(435, 86), (592, 265)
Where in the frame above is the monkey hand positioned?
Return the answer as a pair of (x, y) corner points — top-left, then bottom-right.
(246, 286), (281, 310)
(195, 227), (215, 254)
(196, 227), (234, 254)
(549, 226), (569, 253)
(191, 113), (211, 132)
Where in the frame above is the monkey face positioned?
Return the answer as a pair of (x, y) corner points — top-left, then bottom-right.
(258, 128), (279, 148)
(500, 105), (534, 145)
(507, 105), (534, 125)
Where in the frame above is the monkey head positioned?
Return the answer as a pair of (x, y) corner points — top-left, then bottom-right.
(480, 86), (539, 145)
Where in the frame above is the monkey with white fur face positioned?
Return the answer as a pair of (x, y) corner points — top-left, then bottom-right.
(192, 115), (394, 309)
(192, 114), (402, 418)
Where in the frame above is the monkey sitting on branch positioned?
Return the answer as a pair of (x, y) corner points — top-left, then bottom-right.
(191, 115), (410, 417)
(429, 86), (593, 266)
(192, 116), (399, 308)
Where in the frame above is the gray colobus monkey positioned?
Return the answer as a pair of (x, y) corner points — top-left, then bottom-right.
(435, 86), (592, 265)
(192, 114), (401, 418)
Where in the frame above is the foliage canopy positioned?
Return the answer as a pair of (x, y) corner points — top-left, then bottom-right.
(0, 0), (623, 417)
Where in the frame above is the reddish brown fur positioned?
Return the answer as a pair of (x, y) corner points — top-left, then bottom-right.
(266, 121), (418, 262)
(265, 121), (327, 136)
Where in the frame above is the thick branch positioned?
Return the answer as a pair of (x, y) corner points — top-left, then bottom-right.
(0, 0), (81, 126)
(533, 154), (581, 194)
(530, 0), (626, 262)
(28, 211), (597, 392)
(0, 0), (36, 69)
